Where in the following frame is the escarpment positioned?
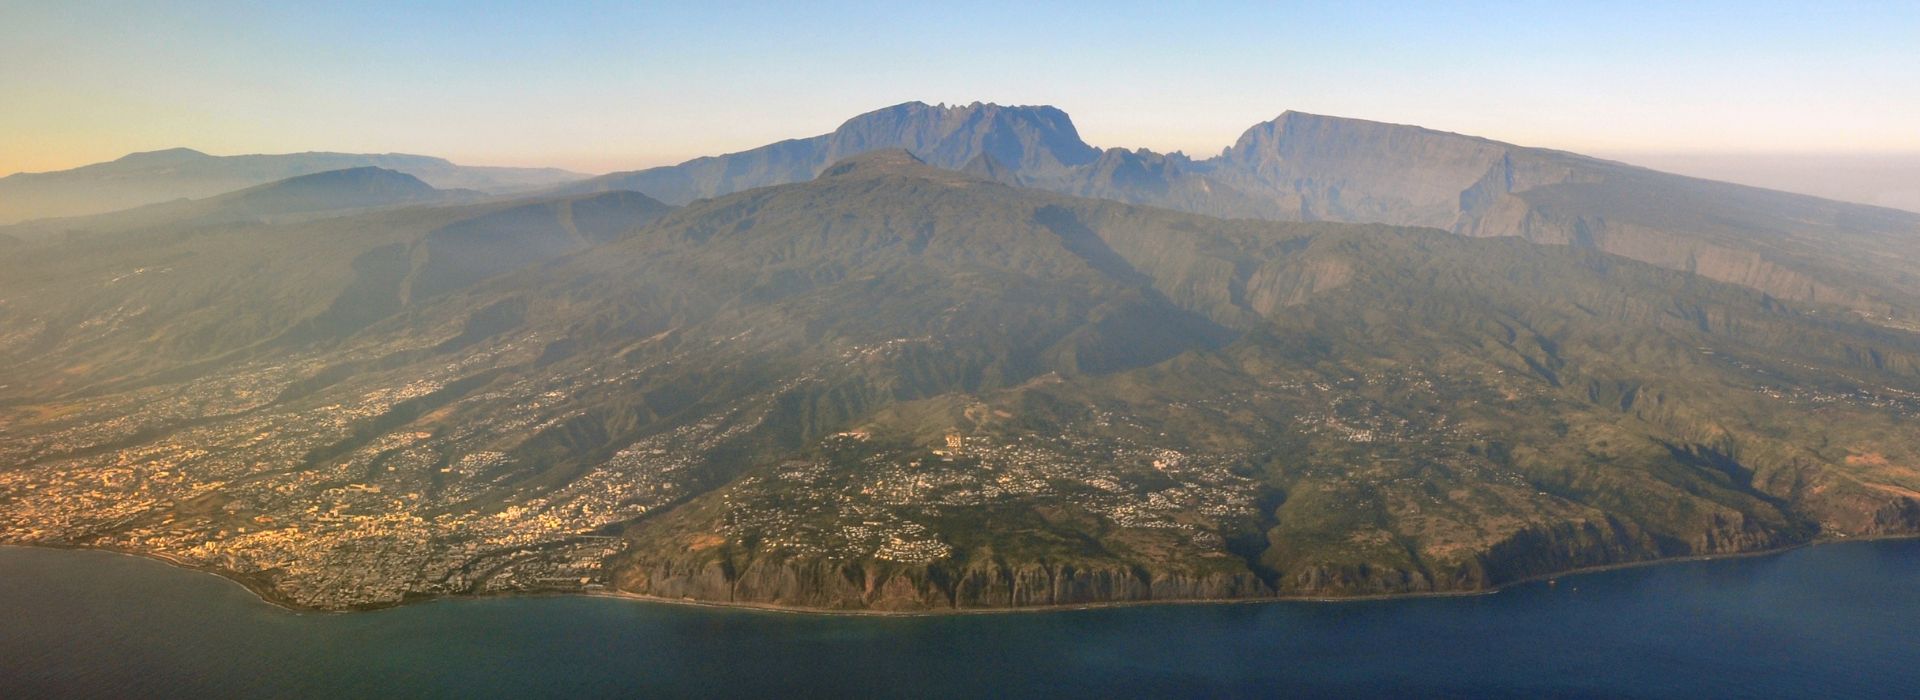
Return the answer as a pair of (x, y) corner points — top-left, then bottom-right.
(608, 500), (1889, 610)
(612, 554), (1271, 611)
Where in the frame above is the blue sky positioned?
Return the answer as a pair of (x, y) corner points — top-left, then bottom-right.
(2, 1), (1916, 173)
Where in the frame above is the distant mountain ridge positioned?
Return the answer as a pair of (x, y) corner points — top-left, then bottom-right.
(6, 149), (1918, 612)
(569, 101), (1920, 317)
(0, 167), (481, 241)
(0, 149), (585, 224)
(0, 182), (674, 383)
(3, 105), (1920, 614)
(200, 166), (453, 219)
(564, 101), (1100, 203)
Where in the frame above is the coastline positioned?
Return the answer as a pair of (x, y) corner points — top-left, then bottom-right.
(10, 532), (1918, 618)
(16, 543), (337, 615)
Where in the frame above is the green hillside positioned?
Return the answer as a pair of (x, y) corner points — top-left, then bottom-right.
(3, 151), (1914, 611)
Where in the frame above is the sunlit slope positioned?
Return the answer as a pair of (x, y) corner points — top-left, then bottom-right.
(571, 102), (1920, 319)
(0, 184), (671, 396)
(0, 148), (585, 224)
(3, 153), (1914, 610)
(0, 167), (475, 242)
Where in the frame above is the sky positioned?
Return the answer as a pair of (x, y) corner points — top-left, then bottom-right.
(3, 1), (1918, 177)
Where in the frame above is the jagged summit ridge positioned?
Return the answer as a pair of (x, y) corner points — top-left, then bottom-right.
(829, 101), (1100, 175)
(4, 114), (1920, 613)
(568, 100), (1100, 203)
(562, 100), (1920, 318)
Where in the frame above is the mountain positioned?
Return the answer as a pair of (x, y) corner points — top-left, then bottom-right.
(215, 166), (449, 213)
(0, 167), (475, 241)
(2, 152), (1915, 612)
(1200, 112), (1920, 313)
(0, 149), (586, 224)
(1608, 152), (1920, 214)
(562, 102), (1920, 321)
(564, 102), (1101, 203)
(0, 186), (673, 394)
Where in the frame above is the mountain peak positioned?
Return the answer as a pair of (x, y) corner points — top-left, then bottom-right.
(576, 100), (1101, 204)
(252, 166), (436, 194)
(846, 100), (1071, 124)
(830, 101), (1099, 176)
(0, 151), (582, 226)
(817, 149), (945, 180)
(112, 147), (210, 165)
(209, 166), (444, 216)
(1239, 110), (1500, 152)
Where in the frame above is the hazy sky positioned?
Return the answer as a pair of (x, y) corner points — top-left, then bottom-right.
(3, 1), (1917, 175)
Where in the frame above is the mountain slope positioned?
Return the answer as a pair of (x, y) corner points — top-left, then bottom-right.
(2, 154), (1915, 612)
(0, 167), (474, 241)
(1203, 112), (1920, 312)
(217, 166), (450, 215)
(0, 188), (673, 396)
(0, 149), (585, 224)
(568, 102), (1101, 203)
(562, 102), (1920, 320)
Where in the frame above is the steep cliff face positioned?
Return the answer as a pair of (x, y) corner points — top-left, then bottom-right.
(10, 142), (1920, 616)
(613, 553), (1271, 611)
(576, 102), (1103, 204)
(1466, 518), (1658, 585)
(578, 160), (1920, 612)
(1209, 113), (1920, 313)
(569, 102), (1920, 319)
(830, 102), (1100, 179)
(1483, 184), (1908, 309)
(1056, 148), (1300, 221)
(610, 501), (1852, 609)
(1212, 111), (1532, 228)
(1771, 472), (1920, 537)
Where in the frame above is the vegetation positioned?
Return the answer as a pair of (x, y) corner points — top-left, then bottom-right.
(2, 116), (1918, 613)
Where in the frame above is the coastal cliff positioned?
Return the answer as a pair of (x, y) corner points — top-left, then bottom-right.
(613, 554), (1269, 611)
(605, 502), (1898, 612)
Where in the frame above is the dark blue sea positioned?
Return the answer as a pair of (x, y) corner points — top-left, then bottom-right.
(2, 540), (1917, 698)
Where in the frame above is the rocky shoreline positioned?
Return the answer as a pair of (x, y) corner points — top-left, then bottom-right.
(17, 532), (1919, 617)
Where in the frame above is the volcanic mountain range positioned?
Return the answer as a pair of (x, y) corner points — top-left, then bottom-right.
(0, 103), (1916, 611)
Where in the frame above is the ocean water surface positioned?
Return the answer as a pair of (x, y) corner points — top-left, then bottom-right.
(2, 540), (1917, 698)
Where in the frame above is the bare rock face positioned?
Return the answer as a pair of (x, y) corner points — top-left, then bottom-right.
(1213, 111), (1525, 228)
(575, 102), (1103, 204)
(571, 102), (1920, 317)
(8, 109), (1920, 616)
(1466, 518), (1663, 586)
(610, 506), (1846, 610)
(1210, 112), (1920, 313)
(613, 552), (1276, 611)
(616, 557), (737, 602)
(1791, 482), (1920, 537)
